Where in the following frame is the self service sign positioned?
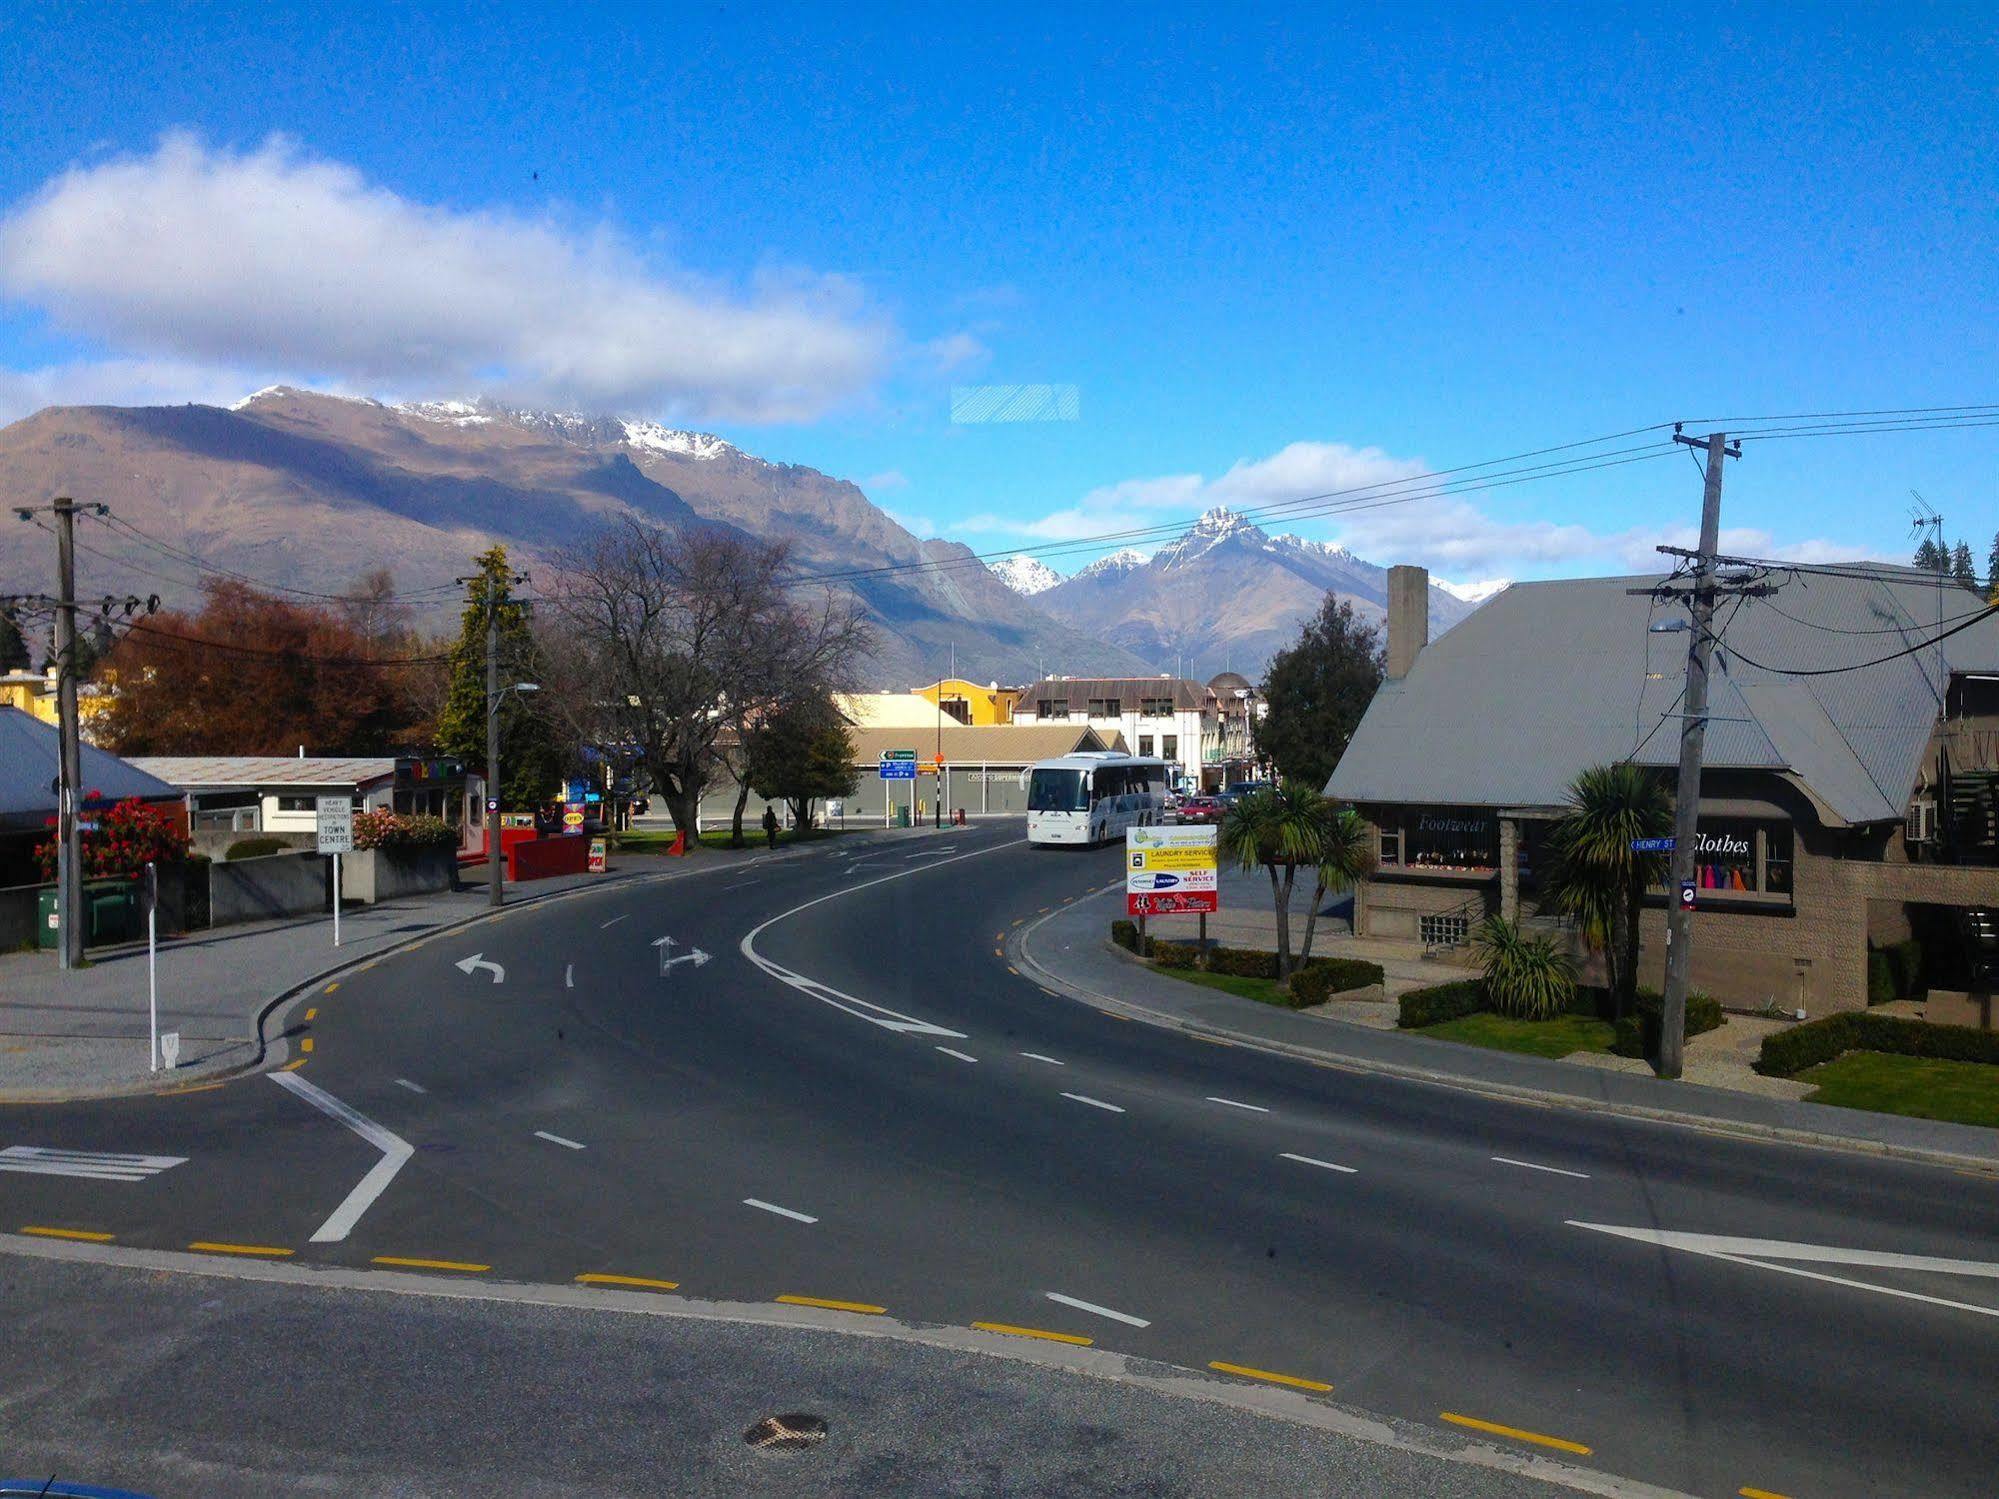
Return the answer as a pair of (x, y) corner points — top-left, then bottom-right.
(1126, 823), (1220, 916)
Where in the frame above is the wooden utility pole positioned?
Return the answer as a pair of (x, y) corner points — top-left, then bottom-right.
(1657, 429), (1740, 1079)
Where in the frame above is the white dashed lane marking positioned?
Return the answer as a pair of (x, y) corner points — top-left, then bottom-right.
(1061, 1093), (1125, 1114)
(744, 1198), (819, 1224)
(534, 1130), (586, 1150)
(1046, 1291), (1151, 1327)
(1280, 1152), (1358, 1175)
(1021, 1053), (1065, 1067)
(1493, 1156), (1591, 1180)
(1205, 1096), (1269, 1113)
(935, 1047), (979, 1063)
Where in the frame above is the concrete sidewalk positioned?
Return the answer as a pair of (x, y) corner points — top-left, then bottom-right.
(1018, 879), (1999, 1171)
(0, 826), (939, 1102)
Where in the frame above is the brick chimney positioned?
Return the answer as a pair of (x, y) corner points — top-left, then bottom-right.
(1386, 564), (1429, 679)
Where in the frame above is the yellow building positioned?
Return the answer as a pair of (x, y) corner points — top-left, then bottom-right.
(912, 677), (1022, 726)
(0, 670), (57, 727)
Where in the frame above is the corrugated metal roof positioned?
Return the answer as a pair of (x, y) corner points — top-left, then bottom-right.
(844, 724), (1120, 763)
(0, 707), (183, 826)
(126, 756), (397, 790)
(1018, 678), (1206, 713)
(1328, 567), (1999, 825)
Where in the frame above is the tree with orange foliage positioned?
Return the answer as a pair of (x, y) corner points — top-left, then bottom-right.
(94, 580), (430, 756)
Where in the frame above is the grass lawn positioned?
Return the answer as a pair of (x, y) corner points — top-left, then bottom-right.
(1798, 1051), (1999, 1130)
(1416, 1011), (1617, 1059)
(1154, 967), (1299, 1008)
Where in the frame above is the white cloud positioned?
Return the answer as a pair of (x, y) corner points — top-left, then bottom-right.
(969, 439), (1877, 577)
(885, 506), (940, 539)
(0, 356), (275, 421)
(0, 133), (893, 424)
(922, 331), (990, 376)
(861, 468), (910, 492)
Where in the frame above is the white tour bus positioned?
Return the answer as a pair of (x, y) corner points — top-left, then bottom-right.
(1023, 752), (1171, 846)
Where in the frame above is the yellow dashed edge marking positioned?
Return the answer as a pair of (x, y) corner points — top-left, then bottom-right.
(1739, 1489), (1795, 1499)
(777, 1294), (885, 1314)
(372, 1255), (490, 1273)
(281, 1058), (308, 1071)
(20, 1226), (113, 1242)
(168, 1081), (226, 1094)
(971, 1321), (1092, 1346)
(189, 1240), (294, 1258)
(323, 982), (340, 994)
(576, 1272), (680, 1291)
(299, 1038), (315, 1053)
(1208, 1360), (1332, 1392)
(1439, 1412), (1591, 1455)
(304, 1008), (317, 1021)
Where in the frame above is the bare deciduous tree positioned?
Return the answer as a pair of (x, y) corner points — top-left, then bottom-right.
(543, 519), (871, 842)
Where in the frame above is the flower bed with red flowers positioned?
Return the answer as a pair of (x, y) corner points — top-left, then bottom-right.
(35, 794), (191, 883)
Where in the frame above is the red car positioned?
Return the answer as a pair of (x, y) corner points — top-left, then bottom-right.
(1175, 794), (1224, 824)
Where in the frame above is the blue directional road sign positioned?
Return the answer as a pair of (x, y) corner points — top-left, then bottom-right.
(879, 751), (918, 780)
(1629, 837), (1676, 853)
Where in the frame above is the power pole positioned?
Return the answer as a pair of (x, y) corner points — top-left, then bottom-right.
(13, 496), (107, 970)
(1657, 428), (1741, 1079)
(487, 598), (502, 909)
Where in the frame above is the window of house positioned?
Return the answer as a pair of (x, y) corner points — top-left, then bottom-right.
(276, 795), (316, 812)
(1037, 699), (1069, 719)
(1086, 697), (1121, 718)
(1162, 735), (1177, 760)
(1140, 696), (1174, 716)
(1379, 827), (1402, 865)
(1647, 820), (1793, 899)
(940, 697), (971, 724)
(1405, 808), (1499, 869)
(1137, 735), (1153, 756)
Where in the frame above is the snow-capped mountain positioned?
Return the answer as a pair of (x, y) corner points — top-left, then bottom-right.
(1436, 577), (1511, 605)
(1035, 506), (1475, 680)
(989, 554), (1065, 595)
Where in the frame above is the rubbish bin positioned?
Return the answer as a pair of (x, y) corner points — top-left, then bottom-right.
(897, 804), (910, 828)
(87, 883), (138, 945)
(35, 887), (59, 949)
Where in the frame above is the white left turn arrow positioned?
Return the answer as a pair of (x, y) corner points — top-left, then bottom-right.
(662, 949), (711, 972)
(455, 953), (505, 983)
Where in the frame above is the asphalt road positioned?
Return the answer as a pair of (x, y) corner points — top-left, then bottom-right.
(6, 824), (1998, 1498)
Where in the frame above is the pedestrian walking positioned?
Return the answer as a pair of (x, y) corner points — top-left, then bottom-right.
(762, 805), (780, 851)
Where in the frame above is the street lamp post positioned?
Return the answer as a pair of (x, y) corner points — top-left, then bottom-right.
(486, 677), (538, 909)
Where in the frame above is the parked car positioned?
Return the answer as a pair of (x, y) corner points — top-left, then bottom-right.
(1176, 794), (1224, 825)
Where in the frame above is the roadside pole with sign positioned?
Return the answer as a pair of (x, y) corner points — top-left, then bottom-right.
(879, 749), (917, 827)
(1125, 824), (1220, 957)
(144, 860), (160, 1071)
(316, 795), (355, 947)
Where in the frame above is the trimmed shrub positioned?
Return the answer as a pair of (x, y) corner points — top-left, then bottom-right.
(1111, 919), (1139, 952)
(1289, 958), (1385, 1006)
(1398, 979), (1486, 1028)
(1611, 1016), (1645, 1057)
(1888, 938), (1924, 998)
(1205, 946), (1281, 980)
(1149, 940), (1201, 970)
(1866, 950), (1896, 1006)
(1756, 1011), (1999, 1077)
(1614, 988), (1725, 1057)
(224, 837), (290, 861)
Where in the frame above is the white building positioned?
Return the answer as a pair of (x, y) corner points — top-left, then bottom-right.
(1013, 676), (1212, 790)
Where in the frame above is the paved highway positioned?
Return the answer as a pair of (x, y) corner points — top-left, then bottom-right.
(7, 825), (1998, 1498)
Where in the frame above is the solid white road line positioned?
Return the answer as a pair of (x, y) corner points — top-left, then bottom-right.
(1280, 1152), (1358, 1174)
(1206, 1096), (1270, 1113)
(534, 1130), (586, 1150)
(270, 1072), (415, 1243)
(599, 914), (629, 928)
(393, 1079), (427, 1094)
(738, 837), (1021, 1038)
(1020, 1052), (1066, 1066)
(1045, 1291), (1151, 1327)
(935, 1047), (979, 1063)
(743, 1198), (818, 1224)
(1061, 1092), (1125, 1113)
(1493, 1156), (1591, 1180)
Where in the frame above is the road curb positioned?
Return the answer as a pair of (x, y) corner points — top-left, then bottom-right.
(0, 838), (858, 1106)
(0, 1232), (1697, 1499)
(1012, 896), (1999, 1177)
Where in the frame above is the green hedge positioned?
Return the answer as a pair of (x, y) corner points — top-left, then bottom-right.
(1149, 940), (1201, 970)
(1611, 988), (1725, 1058)
(1756, 1010), (1999, 1077)
(1205, 946), (1280, 979)
(1111, 919), (1139, 952)
(1398, 979), (1486, 1028)
(224, 836), (291, 861)
(1867, 938), (1923, 1003)
(1290, 959), (1385, 1006)
(1867, 950), (1895, 1006)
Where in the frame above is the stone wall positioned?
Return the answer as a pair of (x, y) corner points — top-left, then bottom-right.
(209, 851), (328, 926)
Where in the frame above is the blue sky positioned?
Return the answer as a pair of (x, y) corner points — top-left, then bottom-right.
(0, 3), (1993, 583)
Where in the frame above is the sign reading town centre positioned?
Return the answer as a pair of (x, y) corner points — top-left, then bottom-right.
(1126, 824), (1220, 916)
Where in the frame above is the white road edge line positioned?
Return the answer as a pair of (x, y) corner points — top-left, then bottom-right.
(743, 1198), (818, 1224)
(1061, 1092), (1125, 1114)
(599, 914), (629, 928)
(270, 1071), (415, 1244)
(935, 1047), (979, 1063)
(534, 1130), (586, 1150)
(738, 836), (1021, 1038)
(1021, 1052), (1066, 1066)
(393, 1078), (427, 1094)
(1206, 1096), (1269, 1113)
(1493, 1155), (1591, 1180)
(1279, 1152), (1358, 1174)
(1046, 1291), (1151, 1327)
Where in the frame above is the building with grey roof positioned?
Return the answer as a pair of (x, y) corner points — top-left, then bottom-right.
(1326, 565), (1999, 1017)
(0, 706), (187, 886)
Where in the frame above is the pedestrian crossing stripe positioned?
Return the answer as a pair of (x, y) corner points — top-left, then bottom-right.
(0, 1146), (187, 1182)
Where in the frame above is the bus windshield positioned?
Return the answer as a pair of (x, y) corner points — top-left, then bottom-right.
(1027, 768), (1089, 812)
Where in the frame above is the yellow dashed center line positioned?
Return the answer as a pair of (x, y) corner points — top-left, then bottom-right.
(190, 1240), (294, 1258)
(1208, 1360), (1332, 1392)
(777, 1294), (885, 1314)
(576, 1272), (680, 1291)
(971, 1320), (1092, 1346)
(372, 1255), (490, 1273)
(20, 1225), (114, 1242)
(1440, 1412), (1591, 1455)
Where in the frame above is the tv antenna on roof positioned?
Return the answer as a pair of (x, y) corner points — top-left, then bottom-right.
(1908, 490), (1945, 708)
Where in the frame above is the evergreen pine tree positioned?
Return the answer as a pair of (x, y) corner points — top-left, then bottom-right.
(0, 608), (29, 672)
(434, 547), (566, 810)
(1914, 536), (1944, 573)
(1952, 540), (1978, 591)
(1986, 531), (1999, 602)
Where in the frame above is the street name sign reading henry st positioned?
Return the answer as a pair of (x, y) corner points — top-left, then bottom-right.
(1126, 824), (1220, 916)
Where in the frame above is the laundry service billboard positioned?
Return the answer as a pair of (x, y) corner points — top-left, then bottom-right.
(1126, 824), (1220, 916)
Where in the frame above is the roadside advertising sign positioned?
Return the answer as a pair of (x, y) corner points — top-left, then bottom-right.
(315, 795), (354, 855)
(562, 803), (586, 834)
(1126, 824), (1220, 917)
(588, 837), (607, 873)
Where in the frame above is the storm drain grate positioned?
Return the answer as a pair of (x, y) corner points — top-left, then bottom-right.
(744, 1412), (828, 1453)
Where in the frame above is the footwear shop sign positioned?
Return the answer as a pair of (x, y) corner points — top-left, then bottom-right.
(1126, 824), (1220, 916)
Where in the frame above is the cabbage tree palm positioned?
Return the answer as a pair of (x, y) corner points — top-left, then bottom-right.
(1544, 762), (1672, 1017)
(1296, 806), (1376, 969)
(1469, 914), (1576, 1020)
(1219, 782), (1326, 978)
